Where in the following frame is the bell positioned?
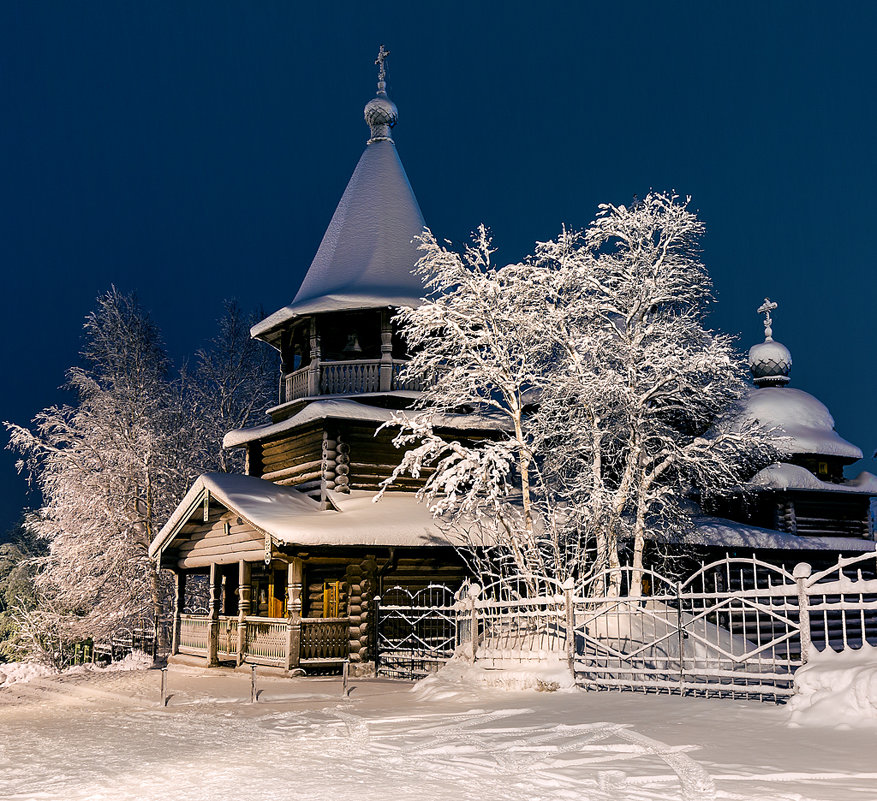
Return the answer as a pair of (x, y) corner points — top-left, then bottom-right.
(343, 332), (362, 353)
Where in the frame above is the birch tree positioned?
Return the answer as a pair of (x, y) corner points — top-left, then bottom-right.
(383, 193), (775, 592)
(192, 300), (278, 473)
(5, 289), (192, 653)
(5, 291), (279, 662)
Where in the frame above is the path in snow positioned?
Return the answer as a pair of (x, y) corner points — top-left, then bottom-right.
(1, 664), (875, 801)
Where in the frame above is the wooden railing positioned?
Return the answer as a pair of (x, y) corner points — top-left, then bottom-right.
(175, 614), (350, 669)
(301, 617), (350, 663)
(217, 616), (238, 658)
(244, 616), (289, 666)
(321, 360), (381, 395)
(283, 367), (310, 403)
(280, 359), (425, 403)
(179, 614), (210, 655)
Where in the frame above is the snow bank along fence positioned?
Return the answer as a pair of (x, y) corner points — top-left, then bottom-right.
(375, 550), (877, 700)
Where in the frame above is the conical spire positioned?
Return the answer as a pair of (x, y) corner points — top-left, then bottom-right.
(251, 47), (427, 343)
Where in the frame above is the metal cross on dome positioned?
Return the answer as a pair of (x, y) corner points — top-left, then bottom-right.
(757, 297), (778, 341)
(375, 44), (390, 83)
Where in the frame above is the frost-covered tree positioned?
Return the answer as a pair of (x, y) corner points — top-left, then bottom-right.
(5, 289), (194, 652)
(534, 195), (776, 592)
(191, 300), (278, 473)
(379, 227), (558, 591)
(383, 193), (775, 592)
(0, 518), (45, 661)
(5, 291), (277, 661)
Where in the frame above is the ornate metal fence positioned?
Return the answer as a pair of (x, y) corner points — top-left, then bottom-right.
(375, 549), (877, 700)
(375, 584), (459, 679)
(574, 558), (804, 700)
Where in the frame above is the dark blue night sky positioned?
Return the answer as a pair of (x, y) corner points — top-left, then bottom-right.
(1, 2), (875, 531)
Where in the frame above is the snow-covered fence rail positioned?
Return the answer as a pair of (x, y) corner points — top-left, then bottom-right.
(804, 551), (877, 653)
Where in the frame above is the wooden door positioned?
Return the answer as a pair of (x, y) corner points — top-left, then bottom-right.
(268, 569), (286, 618)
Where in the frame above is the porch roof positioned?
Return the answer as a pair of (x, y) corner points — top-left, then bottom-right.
(150, 473), (478, 561)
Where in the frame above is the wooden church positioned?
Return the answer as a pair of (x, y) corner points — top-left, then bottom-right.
(150, 53), (877, 676)
(693, 299), (877, 560)
(149, 52), (497, 674)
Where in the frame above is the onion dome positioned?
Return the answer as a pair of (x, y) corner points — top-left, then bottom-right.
(365, 45), (398, 143)
(748, 298), (792, 387)
(741, 387), (862, 460)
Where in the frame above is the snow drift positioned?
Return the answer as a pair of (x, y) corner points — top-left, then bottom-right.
(788, 643), (877, 727)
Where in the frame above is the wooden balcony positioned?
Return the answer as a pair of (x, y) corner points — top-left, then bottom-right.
(178, 613), (350, 670)
(281, 359), (426, 403)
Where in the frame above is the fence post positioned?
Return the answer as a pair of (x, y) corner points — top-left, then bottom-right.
(563, 577), (576, 678)
(793, 562), (812, 665)
(467, 584), (481, 663)
(373, 595), (381, 675)
(160, 667), (168, 708)
(676, 582), (685, 690)
(250, 664), (257, 703)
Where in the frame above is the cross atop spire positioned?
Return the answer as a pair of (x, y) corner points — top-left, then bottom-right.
(758, 297), (778, 341)
(375, 45), (390, 90)
(364, 45), (398, 143)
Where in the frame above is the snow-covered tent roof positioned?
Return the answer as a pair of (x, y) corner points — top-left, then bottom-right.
(748, 463), (877, 495)
(223, 398), (510, 449)
(738, 387), (862, 461)
(252, 137), (427, 343)
(688, 516), (876, 552)
(150, 473), (476, 561)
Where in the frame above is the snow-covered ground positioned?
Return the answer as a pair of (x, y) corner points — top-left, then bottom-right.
(2, 656), (877, 801)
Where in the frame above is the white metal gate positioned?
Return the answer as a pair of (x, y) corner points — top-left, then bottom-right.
(573, 558), (804, 700)
(375, 584), (458, 680)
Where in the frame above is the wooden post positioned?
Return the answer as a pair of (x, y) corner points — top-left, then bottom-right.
(171, 570), (186, 656)
(563, 577), (576, 679)
(250, 664), (257, 703)
(307, 318), (321, 396)
(342, 660), (350, 696)
(160, 667), (168, 707)
(379, 310), (393, 392)
(208, 562), (220, 667)
(793, 562), (812, 664)
(237, 560), (251, 666)
(285, 558), (303, 672)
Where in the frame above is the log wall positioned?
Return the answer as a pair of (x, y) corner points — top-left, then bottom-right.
(256, 426), (325, 497)
(174, 510), (265, 569)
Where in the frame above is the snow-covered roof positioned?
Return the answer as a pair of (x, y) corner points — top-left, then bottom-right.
(748, 463), (877, 496)
(252, 139), (427, 342)
(150, 473), (478, 560)
(738, 387), (862, 461)
(688, 516), (876, 552)
(223, 398), (510, 448)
